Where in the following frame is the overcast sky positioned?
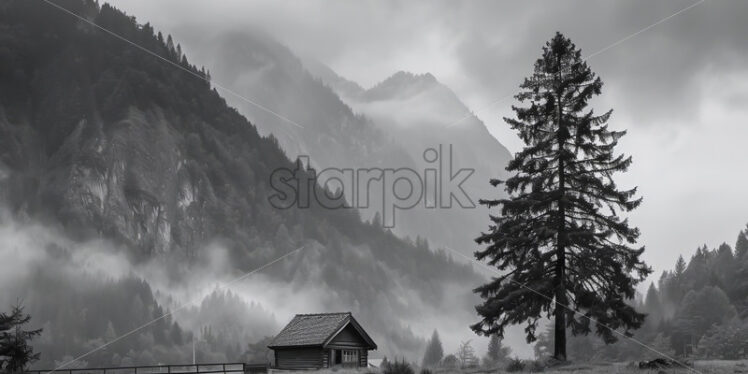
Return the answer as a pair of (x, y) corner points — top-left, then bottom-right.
(107, 0), (748, 281)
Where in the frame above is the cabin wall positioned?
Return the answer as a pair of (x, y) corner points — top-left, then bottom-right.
(327, 325), (367, 349)
(273, 348), (325, 370)
(326, 324), (372, 368)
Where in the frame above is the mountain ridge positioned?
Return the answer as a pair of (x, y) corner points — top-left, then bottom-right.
(302, 59), (513, 254)
(0, 0), (485, 365)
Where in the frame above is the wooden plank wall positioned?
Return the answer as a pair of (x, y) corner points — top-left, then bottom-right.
(327, 325), (368, 349)
(359, 350), (368, 368)
(274, 348), (324, 370)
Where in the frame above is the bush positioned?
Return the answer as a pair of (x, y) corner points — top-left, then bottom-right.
(441, 354), (459, 369)
(528, 360), (545, 372)
(383, 358), (415, 374)
(419, 369), (432, 374)
(696, 319), (748, 359)
(506, 357), (526, 372)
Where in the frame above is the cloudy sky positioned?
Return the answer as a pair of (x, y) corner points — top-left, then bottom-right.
(107, 0), (748, 280)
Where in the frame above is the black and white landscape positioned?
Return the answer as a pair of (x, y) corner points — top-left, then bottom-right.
(1, 1), (748, 373)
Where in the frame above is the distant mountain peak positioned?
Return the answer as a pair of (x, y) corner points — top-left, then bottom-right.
(364, 71), (439, 101)
(302, 57), (365, 99)
(385, 71), (437, 85)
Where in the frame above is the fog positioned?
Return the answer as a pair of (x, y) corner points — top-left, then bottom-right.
(6, 0), (748, 366)
(106, 0), (748, 281)
(0, 208), (512, 364)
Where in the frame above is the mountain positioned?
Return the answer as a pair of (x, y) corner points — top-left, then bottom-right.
(167, 28), (512, 256)
(0, 0), (483, 366)
(304, 65), (514, 254)
(172, 29), (413, 174)
(302, 57), (365, 100)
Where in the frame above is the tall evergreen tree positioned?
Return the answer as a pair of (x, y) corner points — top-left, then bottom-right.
(674, 255), (686, 278)
(485, 334), (511, 365)
(643, 283), (663, 325)
(421, 330), (444, 367)
(736, 225), (748, 259)
(472, 32), (650, 360)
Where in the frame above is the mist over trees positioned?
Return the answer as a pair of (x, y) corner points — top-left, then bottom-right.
(532, 224), (748, 361)
(3, 0), (748, 368)
(472, 32), (650, 360)
(0, 0), (485, 366)
(484, 335), (511, 367)
(421, 330), (444, 368)
(456, 340), (478, 368)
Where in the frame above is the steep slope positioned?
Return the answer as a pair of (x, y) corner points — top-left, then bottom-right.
(305, 67), (514, 253)
(302, 57), (365, 101)
(363, 71), (514, 251)
(0, 0), (483, 365)
(167, 29), (512, 255)
(169, 30), (460, 246)
(172, 29), (412, 174)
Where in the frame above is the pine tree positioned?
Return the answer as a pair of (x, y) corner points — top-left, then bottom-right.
(485, 334), (511, 365)
(421, 330), (444, 367)
(472, 32), (651, 361)
(166, 34), (175, 57)
(103, 321), (116, 343)
(371, 212), (382, 228)
(736, 225), (748, 258)
(674, 255), (686, 278)
(643, 283), (662, 325)
(0, 304), (42, 372)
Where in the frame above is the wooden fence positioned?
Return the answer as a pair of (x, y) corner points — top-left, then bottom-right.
(26, 363), (267, 374)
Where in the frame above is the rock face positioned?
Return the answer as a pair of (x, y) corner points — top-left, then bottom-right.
(45, 110), (181, 254)
(0, 0), (484, 362)
(0, 1), (284, 259)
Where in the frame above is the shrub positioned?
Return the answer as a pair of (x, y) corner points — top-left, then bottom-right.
(383, 358), (415, 374)
(506, 357), (526, 372)
(441, 354), (459, 369)
(419, 369), (433, 374)
(528, 360), (545, 372)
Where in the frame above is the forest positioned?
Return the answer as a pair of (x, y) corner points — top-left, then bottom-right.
(532, 224), (748, 361)
(0, 0), (480, 368)
(2, 0), (748, 372)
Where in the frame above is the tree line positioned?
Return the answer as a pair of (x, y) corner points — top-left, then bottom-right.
(531, 224), (748, 360)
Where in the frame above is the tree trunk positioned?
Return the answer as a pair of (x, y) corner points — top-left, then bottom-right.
(554, 152), (568, 361)
(553, 71), (567, 361)
(553, 299), (566, 360)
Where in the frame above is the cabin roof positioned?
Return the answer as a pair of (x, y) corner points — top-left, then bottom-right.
(268, 312), (377, 349)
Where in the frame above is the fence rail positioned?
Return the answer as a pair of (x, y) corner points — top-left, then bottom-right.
(26, 363), (267, 374)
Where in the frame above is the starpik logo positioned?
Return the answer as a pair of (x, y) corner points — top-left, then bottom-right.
(268, 145), (476, 228)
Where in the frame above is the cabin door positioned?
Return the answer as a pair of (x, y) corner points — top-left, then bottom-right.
(331, 349), (342, 366)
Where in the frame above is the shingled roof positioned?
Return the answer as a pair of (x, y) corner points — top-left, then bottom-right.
(268, 312), (376, 349)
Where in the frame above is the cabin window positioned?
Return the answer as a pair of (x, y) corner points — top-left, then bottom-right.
(342, 350), (358, 364)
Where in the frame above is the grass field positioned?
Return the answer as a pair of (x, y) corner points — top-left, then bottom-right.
(267, 360), (748, 374)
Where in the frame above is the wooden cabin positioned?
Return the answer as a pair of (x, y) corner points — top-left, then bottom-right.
(267, 312), (377, 370)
